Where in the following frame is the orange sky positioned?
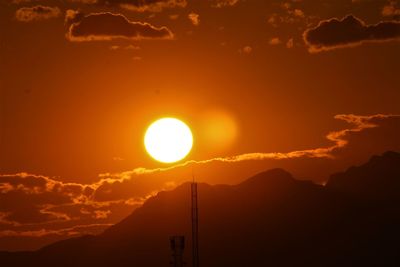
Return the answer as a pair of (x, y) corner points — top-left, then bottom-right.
(0, 0), (400, 251)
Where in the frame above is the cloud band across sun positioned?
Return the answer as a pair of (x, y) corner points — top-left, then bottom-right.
(1, 114), (399, 241)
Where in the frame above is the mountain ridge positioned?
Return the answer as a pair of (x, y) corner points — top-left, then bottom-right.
(1, 151), (400, 266)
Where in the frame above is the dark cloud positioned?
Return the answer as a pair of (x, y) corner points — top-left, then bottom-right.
(66, 12), (174, 41)
(66, 0), (238, 10)
(0, 172), (150, 250)
(15, 5), (61, 22)
(303, 15), (400, 52)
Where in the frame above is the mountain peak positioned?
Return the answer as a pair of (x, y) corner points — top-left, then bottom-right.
(239, 168), (295, 187)
(382, 150), (400, 158)
(3, 153), (400, 266)
(326, 151), (400, 200)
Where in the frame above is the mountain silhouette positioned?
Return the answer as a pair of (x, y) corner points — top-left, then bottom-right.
(1, 152), (400, 267)
(327, 151), (400, 202)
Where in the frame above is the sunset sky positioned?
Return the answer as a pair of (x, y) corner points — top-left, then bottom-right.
(0, 0), (400, 251)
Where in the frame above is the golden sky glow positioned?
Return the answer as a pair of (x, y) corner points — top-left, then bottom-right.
(0, 0), (399, 252)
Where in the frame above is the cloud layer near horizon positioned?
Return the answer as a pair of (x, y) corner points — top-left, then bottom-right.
(1, 114), (399, 243)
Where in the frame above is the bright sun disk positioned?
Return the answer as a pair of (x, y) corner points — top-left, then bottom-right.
(144, 118), (193, 163)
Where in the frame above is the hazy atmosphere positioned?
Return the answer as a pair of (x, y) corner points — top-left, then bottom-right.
(1, 1), (399, 263)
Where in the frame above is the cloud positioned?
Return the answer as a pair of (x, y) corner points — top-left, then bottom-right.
(382, 1), (400, 17)
(66, 12), (174, 41)
(0, 223), (112, 238)
(239, 46), (252, 54)
(188, 12), (200, 26)
(286, 38), (294, 48)
(303, 15), (400, 53)
(125, 44), (140, 50)
(293, 9), (305, 18)
(0, 173), (95, 226)
(101, 114), (400, 178)
(211, 0), (239, 8)
(11, 0), (31, 3)
(65, 9), (84, 25)
(0, 168), (166, 237)
(0, 173), (124, 224)
(68, 0), (187, 12)
(93, 210), (111, 219)
(15, 5), (61, 22)
(269, 37), (281, 45)
(280, 2), (305, 18)
(267, 3), (306, 28)
(109, 45), (140, 51)
(267, 14), (280, 27)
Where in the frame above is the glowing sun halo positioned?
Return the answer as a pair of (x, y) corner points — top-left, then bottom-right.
(144, 118), (193, 163)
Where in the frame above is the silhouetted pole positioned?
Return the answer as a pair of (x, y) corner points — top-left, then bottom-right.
(191, 182), (199, 267)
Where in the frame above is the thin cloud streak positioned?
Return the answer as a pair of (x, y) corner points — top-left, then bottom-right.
(0, 223), (113, 238)
(105, 114), (399, 178)
(15, 5), (61, 22)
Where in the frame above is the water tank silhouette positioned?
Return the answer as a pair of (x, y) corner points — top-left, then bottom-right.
(170, 236), (185, 267)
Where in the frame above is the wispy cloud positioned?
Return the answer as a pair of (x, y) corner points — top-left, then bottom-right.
(15, 5), (61, 22)
(0, 223), (113, 238)
(188, 12), (200, 26)
(382, 1), (400, 17)
(105, 114), (400, 178)
(211, 0), (239, 8)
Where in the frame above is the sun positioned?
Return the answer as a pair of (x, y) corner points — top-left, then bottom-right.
(144, 118), (193, 163)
